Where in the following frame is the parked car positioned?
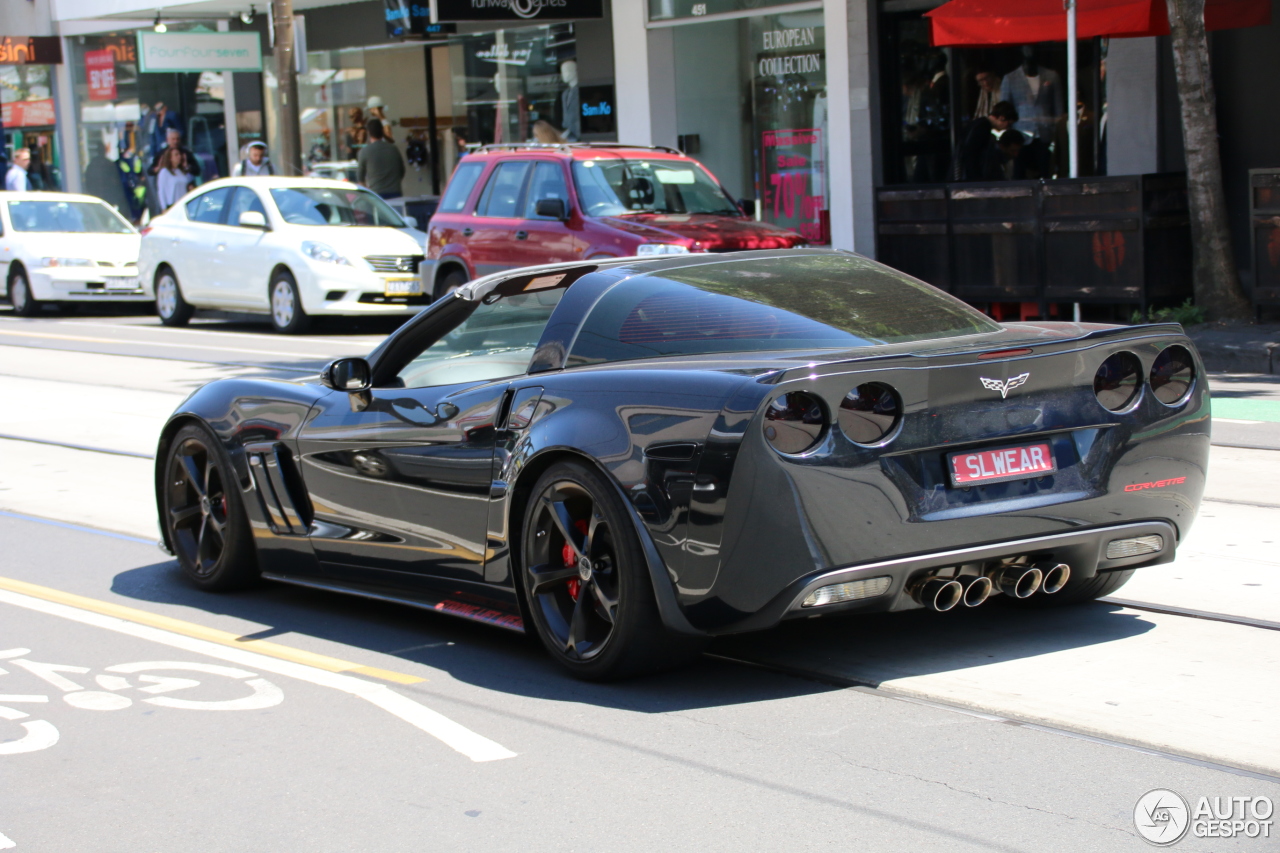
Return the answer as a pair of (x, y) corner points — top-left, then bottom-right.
(306, 160), (359, 183)
(155, 249), (1207, 680)
(138, 177), (429, 334)
(0, 192), (143, 315)
(421, 143), (807, 300)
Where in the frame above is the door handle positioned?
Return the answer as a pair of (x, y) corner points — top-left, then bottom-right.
(462, 227), (474, 237)
(515, 230), (528, 240)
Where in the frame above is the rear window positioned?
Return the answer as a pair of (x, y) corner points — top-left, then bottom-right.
(568, 254), (1000, 365)
(438, 161), (485, 214)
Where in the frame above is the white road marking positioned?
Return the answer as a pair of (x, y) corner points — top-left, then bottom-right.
(0, 718), (58, 754)
(0, 591), (517, 762)
(1214, 417), (1263, 425)
(108, 661), (285, 709)
(0, 696), (47, 703)
(0, 649), (30, 659)
(0, 706), (28, 720)
(62, 691), (132, 711)
(9, 660), (88, 692)
(146, 678), (283, 711)
(0, 828), (13, 848)
(94, 675), (131, 691)
(136, 675), (202, 694)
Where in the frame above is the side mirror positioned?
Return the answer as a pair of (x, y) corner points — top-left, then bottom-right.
(320, 357), (372, 392)
(403, 215), (419, 229)
(534, 197), (568, 220)
(238, 210), (269, 229)
(737, 198), (756, 218)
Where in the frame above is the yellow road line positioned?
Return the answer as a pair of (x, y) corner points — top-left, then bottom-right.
(0, 575), (424, 685)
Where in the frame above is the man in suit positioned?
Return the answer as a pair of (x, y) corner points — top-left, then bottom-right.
(1000, 46), (1062, 145)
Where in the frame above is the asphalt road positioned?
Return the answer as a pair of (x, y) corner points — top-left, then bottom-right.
(1, 307), (1278, 851)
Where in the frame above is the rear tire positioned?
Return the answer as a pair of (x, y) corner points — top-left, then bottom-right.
(8, 268), (40, 317)
(270, 270), (311, 334)
(434, 267), (467, 302)
(521, 460), (703, 680)
(161, 423), (259, 591)
(155, 267), (193, 326)
(1003, 568), (1135, 607)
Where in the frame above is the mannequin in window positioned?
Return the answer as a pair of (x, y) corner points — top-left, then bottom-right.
(559, 60), (580, 142)
(1000, 46), (1061, 145)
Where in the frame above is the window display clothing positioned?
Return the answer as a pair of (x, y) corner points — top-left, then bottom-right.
(999, 66), (1061, 144)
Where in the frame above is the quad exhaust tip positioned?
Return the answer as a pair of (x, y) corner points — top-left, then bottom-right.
(1037, 562), (1071, 594)
(958, 575), (993, 607)
(911, 577), (964, 612)
(988, 565), (1043, 599)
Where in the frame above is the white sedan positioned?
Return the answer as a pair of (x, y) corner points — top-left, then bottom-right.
(0, 192), (143, 316)
(138, 177), (429, 333)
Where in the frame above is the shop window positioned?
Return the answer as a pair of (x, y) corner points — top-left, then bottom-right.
(438, 162), (486, 213)
(476, 162), (531, 218)
(524, 163), (570, 219)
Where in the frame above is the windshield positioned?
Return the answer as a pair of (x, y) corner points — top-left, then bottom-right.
(572, 158), (740, 217)
(269, 187), (405, 227)
(568, 254), (1002, 365)
(7, 201), (134, 234)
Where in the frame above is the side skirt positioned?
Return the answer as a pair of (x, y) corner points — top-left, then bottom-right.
(260, 572), (526, 633)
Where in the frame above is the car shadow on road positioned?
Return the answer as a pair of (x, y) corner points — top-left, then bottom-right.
(110, 558), (1155, 713)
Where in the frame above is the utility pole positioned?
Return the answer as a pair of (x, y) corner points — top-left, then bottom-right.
(271, 0), (302, 176)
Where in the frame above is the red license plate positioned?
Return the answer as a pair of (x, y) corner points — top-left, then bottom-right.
(948, 442), (1056, 486)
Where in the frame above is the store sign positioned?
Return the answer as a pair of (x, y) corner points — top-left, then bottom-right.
(475, 43), (533, 65)
(384, 1), (457, 37)
(136, 31), (263, 73)
(580, 84), (615, 135)
(761, 128), (826, 243)
(85, 49), (117, 101)
(0, 36), (63, 65)
(435, 0), (603, 22)
(1, 99), (56, 127)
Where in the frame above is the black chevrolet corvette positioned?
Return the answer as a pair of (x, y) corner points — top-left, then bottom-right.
(156, 250), (1208, 679)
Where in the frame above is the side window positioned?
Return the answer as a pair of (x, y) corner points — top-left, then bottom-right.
(438, 162), (485, 214)
(475, 161), (531, 218)
(395, 289), (564, 389)
(523, 162), (570, 219)
(185, 187), (232, 224)
(226, 187), (266, 227)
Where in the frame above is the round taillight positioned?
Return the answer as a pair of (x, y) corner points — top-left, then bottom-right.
(763, 391), (827, 454)
(1094, 351), (1143, 412)
(1150, 345), (1195, 406)
(838, 382), (901, 445)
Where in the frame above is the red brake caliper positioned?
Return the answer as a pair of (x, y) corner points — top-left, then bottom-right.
(562, 519), (588, 601)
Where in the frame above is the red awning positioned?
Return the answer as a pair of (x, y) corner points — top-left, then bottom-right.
(926, 0), (1271, 46)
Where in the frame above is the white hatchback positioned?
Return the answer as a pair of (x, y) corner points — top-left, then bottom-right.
(138, 177), (429, 333)
(0, 192), (143, 316)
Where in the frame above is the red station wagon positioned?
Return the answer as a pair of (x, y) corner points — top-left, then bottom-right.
(421, 143), (807, 299)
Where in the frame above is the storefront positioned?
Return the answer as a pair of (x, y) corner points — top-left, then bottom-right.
(65, 26), (247, 220)
(0, 36), (65, 189)
(273, 0), (616, 201)
(651, 1), (830, 243)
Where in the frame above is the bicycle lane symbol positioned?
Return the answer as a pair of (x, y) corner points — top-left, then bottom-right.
(0, 648), (284, 755)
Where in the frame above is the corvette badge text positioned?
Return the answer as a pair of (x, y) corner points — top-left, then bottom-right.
(1134, 789), (1273, 846)
(1124, 476), (1188, 492)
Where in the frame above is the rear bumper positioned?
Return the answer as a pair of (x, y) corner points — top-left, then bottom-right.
(712, 519), (1177, 635)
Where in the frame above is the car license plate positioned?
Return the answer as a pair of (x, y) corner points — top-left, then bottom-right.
(383, 276), (421, 295)
(948, 442), (1055, 486)
(104, 275), (139, 290)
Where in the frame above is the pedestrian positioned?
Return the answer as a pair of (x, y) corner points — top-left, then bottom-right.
(956, 101), (1018, 182)
(5, 148), (32, 191)
(148, 128), (202, 182)
(83, 141), (128, 212)
(232, 141), (274, 176)
(356, 118), (405, 201)
(366, 96), (394, 143)
(155, 146), (193, 211)
(972, 68), (1002, 120)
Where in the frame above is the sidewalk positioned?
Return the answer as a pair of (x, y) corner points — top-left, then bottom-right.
(1184, 322), (1280, 374)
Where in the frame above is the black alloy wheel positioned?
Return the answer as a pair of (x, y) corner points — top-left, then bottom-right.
(163, 424), (258, 590)
(521, 461), (702, 680)
(8, 268), (40, 317)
